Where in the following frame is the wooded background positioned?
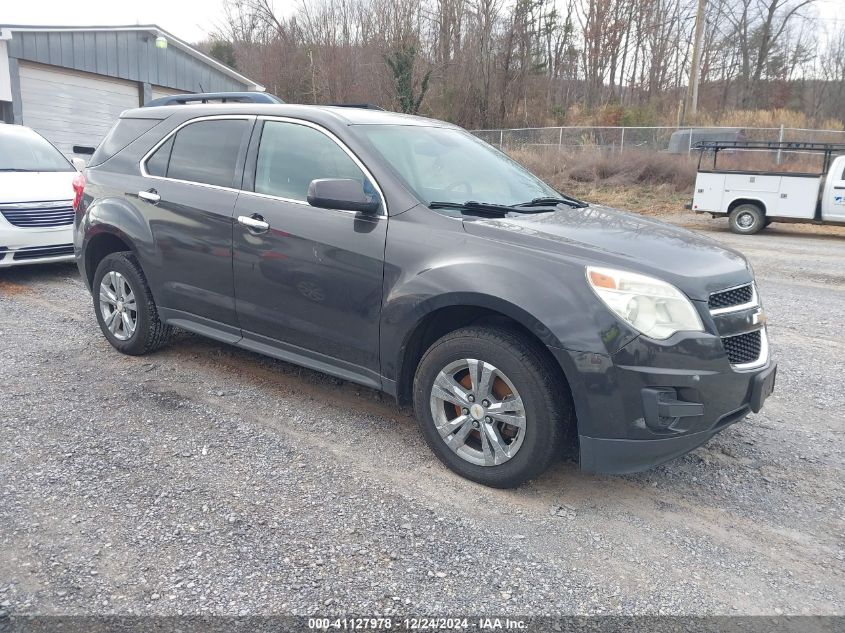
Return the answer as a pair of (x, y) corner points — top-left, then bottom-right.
(207, 0), (845, 129)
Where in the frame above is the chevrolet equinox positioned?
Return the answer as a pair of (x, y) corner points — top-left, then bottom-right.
(74, 104), (777, 488)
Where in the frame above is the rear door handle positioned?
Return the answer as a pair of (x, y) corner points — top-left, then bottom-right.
(238, 214), (270, 232)
(138, 189), (160, 203)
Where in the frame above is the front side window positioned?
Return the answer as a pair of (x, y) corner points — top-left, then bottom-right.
(254, 120), (373, 204)
(145, 119), (248, 188)
(0, 127), (73, 172)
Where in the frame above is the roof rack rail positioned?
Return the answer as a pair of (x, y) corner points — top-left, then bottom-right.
(693, 140), (845, 172)
(143, 92), (284, 107)
(326, 103), (385, 110)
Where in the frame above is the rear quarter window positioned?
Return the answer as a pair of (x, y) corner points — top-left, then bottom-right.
(89, 118), (162, 167)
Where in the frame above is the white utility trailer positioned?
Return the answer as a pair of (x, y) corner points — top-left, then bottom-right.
(689, 141), (845, 234)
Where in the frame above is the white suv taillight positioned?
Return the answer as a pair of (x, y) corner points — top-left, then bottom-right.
(72, 171), (86, 212)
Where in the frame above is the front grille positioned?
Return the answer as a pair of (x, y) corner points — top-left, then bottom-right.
(709, 284), (753, 310)
(11, 244), (74, 261)
(722, 330), (762, 365)
(1, 202), (74, 228)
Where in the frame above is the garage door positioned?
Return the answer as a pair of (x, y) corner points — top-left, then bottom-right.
(19, 62), (140, 157)
(151, 85), (188, 101)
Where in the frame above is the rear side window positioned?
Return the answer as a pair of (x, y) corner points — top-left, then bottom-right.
(147, 119), (249, 188)
(89, 118), (161, 167)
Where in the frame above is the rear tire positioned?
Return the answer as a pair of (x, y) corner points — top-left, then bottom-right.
(729, 204), (765, 235)
(412, 326), (571, 488)
(93, 252), (171, 355)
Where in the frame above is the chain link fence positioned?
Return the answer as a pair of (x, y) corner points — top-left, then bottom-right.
(471, 126), (845, 154)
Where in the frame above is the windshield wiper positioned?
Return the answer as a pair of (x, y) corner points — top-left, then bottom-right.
(429, 200), (555, 216)
(0, 168), (36, 172)
(512, 195), (588, 209)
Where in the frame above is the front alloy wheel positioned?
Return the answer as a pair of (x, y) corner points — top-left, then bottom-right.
(413, 325), (571, 488)
(430, 359), (527, 466)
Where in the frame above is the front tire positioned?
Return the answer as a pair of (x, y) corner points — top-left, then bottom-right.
(729, 204), (765, 234)
(93, 252), (171, 355)
(412, 326), (571, 488)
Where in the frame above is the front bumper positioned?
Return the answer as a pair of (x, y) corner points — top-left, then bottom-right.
(0, 224), (74, 267)
(550, 331), (776, 475)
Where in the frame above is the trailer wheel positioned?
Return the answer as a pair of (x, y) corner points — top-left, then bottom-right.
(729, 204), (765, 235)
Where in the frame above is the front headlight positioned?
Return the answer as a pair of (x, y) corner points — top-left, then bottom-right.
(586, 266), (704, 340)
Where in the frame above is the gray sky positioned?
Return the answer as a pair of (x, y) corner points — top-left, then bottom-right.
(2, 0), (841, 44)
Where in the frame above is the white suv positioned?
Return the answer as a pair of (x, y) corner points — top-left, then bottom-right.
(0, 124), (80, 267)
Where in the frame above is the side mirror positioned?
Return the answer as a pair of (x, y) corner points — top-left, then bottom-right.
(71, 157), (87, 172)
(306, 178), (380, 214)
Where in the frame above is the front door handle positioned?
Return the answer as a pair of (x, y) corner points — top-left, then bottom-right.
(138, 189), (160, 203)
(238, 214), (270, 232)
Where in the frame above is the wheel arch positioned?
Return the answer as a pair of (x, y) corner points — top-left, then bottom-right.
(79, 194), (155, 290)
(82, 228), (137, 289)
(727, 197), (766, 215)
(391, 294), (572, 408)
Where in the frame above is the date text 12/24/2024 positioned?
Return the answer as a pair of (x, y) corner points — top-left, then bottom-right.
(308, 617), (528, 630)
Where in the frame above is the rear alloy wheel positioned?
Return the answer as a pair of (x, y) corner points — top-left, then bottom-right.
(413, 326), (570, 488)
(93, 252), (171, 355)
(729, 204), (765, 235)
(99, 271), (137, 341)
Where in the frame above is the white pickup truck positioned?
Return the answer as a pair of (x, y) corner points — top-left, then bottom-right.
(689, 141), (845, 234)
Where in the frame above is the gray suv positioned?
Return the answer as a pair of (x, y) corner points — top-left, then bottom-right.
(74, 103), (776, 488)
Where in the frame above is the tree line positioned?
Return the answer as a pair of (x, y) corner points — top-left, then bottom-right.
(209, 0), (845, 129)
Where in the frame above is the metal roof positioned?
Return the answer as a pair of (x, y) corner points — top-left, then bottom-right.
(0, 24), (265, 91)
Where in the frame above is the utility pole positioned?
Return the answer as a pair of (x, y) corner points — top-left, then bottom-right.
(308, 49), (317, 104)
(685, 0), (707, 123)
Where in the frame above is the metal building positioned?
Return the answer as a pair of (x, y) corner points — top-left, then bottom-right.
(0, 24), (264, 156)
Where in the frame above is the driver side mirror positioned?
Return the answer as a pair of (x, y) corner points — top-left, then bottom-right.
(307, 178), (380, 214)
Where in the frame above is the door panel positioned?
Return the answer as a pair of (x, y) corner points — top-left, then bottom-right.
(724, 173), (781, 193)
(140, 117), (252, 326)
(232, 118), (387, 380)
(139, 180), (241, 325)
(822, 156), (845, 222)
(233, 195), (386, 375)
(692, 172), (724, 212)
(774, 176), (821, 219)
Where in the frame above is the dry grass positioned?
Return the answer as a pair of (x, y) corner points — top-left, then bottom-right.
(563, 182), (690, 217)
(508, 147), (694, 216)
(509, 146), (845, 233)
(691, 108), (842, 131)
(549, 105), (843, 130)
(511, 147), (697, 193)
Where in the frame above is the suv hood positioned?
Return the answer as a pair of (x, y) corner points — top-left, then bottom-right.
(0, 171), (76, 204)
(462, 204), (751, 301)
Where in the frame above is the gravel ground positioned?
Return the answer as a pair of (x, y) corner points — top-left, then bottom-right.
(0, 217), (843, 618)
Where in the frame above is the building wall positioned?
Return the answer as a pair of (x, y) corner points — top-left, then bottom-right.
(0, 28), (259, 153)
(0, 41), (11, 102)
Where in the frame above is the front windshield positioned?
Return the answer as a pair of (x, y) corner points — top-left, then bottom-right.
(355, 124), (559, 206)
(0, 126), (73, 172)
